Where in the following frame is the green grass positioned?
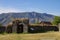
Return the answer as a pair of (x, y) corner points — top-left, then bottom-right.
(0, 32), (60, 40)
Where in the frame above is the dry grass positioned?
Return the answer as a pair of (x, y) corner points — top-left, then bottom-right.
(0, 32), (60, 40)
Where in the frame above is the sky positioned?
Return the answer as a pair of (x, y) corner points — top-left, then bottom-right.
(0, 0), (60, 16)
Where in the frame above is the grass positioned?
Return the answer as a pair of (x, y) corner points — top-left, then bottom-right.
(0, 32), (60, 40)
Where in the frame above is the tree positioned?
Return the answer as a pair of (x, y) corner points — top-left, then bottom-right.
(52, 16), (60, 25)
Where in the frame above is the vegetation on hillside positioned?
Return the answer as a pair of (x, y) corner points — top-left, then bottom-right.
(52, 16), (60, 25)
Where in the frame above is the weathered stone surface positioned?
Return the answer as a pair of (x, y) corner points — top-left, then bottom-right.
(58, 23), (60, 32)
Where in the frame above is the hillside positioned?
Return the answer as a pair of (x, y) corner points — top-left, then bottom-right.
(0, 12), (54, 26)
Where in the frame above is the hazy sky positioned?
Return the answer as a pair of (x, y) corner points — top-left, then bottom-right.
(0, 0), (60, 16)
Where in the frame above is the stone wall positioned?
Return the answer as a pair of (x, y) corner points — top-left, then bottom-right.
(0, 25), (59, 33)
(0, 26), (6, 33)
(28, 25), (59, 33)
(58, 23), (60, 32)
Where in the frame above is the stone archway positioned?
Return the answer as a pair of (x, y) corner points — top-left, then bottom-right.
(17, 23), (28, 33)
(12, 18), (29, 33)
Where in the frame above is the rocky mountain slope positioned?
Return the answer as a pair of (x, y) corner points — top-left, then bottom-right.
(0, 12), (54, 26)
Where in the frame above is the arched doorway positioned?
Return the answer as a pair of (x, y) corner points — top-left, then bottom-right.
(17, 23), (23, 33)
(17, 23), (28, 33)
(12, 19), (29, 33)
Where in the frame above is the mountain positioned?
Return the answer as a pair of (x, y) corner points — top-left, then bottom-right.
(0, 12), (54, 26)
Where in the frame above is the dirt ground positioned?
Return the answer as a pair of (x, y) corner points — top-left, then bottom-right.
(0, 32), (60, 40)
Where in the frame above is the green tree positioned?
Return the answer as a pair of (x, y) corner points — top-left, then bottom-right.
(52, 16), (60, 25)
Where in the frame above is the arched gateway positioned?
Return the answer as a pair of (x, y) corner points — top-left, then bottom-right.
(12, 18), (29, 33)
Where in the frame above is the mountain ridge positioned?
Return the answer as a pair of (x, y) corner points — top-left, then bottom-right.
(0, 12), (54, 26)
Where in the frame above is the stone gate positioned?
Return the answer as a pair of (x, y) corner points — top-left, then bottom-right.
(12, 18), (29, 33)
